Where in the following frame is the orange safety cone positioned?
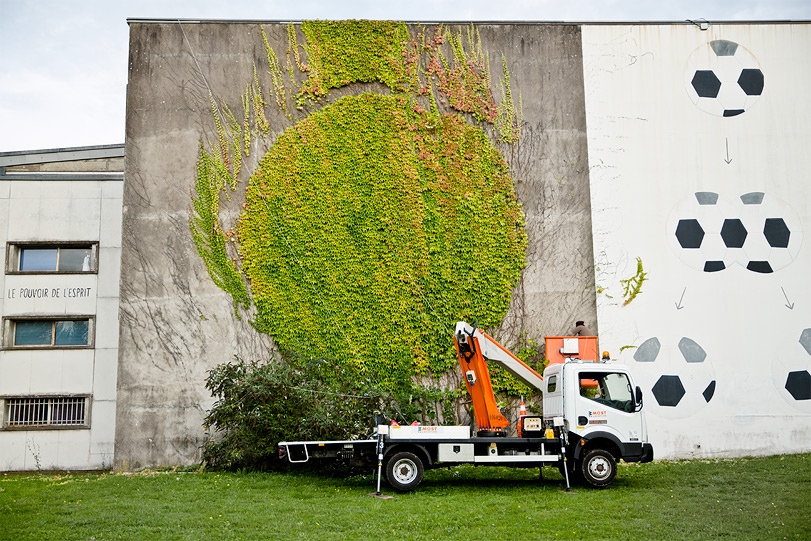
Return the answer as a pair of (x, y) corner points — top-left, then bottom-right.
(390, 420), (400, 427)
(410, 421), (420, 426)
(518, 396), (528, 437)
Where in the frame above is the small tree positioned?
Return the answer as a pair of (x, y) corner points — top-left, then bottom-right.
(202, 354), (382, 470)
(203, 353), (467, 471)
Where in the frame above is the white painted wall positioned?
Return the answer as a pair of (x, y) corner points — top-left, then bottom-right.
(582, 24), (811, 458)
(0, 180), (122, 470)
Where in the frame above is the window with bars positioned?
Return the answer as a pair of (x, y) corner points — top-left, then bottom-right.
(6, 242), (98, 274)
(4, 317), (94, 348)
(3, 396), (88, 428)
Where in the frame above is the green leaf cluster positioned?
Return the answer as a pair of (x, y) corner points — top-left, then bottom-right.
(202, 355), (380, 470)
(298, 20), (408, 104)
(202, 354), (466, 470)
(238, 93), (525, 390)
(621, 257), (647, 306)
(496, 53), (523, 143)
(192, 20), (529, 399)
(190, 143), (250, 314)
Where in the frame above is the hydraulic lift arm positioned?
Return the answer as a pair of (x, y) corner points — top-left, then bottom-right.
(453, 321), (546, 436)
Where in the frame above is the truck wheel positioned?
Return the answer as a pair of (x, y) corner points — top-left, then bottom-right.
(385, 451), (424, 492)
(579, 448), (617, 487)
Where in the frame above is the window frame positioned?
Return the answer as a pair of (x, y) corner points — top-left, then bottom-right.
(0, 395), (91, 430)
(546, 374), (557, 393)
(578, 371), (635, 413)
(2, 315), (96, 350)
(6, 241), (99, 274)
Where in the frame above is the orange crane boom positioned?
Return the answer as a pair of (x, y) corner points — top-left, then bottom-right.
(453, 321), (546, 436)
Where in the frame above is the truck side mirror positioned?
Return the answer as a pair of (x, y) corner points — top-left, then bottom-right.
(635, 386), (644, 410)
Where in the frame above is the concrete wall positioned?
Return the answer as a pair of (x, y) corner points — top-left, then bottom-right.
(0, 147), (123, 470)
(117, 21), (596, 468)
(116, 23), (276, 469)
(583, 23), (811, 457)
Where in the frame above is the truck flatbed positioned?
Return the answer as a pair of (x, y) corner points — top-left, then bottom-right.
(279, 424), (564, 471)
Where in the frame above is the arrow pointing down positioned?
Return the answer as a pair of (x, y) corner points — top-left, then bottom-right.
(782, 287), (794, 309)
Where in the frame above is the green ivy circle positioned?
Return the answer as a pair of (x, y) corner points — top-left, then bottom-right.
(238, 93), (525, 389)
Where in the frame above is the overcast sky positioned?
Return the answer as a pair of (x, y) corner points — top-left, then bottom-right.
(0, 0), (809, 152)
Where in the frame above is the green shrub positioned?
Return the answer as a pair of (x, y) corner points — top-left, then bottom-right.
(202, 354), (462, 471)
(202, 355), (373, 470)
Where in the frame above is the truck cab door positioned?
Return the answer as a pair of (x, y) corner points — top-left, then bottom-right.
(572, 370), (643, 444)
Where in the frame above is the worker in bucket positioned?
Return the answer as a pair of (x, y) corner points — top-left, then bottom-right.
(571, 320), (594, 336)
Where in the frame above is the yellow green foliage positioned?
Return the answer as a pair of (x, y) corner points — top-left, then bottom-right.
(237, 93), (525, 388)
(298, 20), (409, 105)
(496, 53), (522, 143)
(190, 144), (250, 314)
(621, 257), (647, 306)
(192, 21), (528, 393)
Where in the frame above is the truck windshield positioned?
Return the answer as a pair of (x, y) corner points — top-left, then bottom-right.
(579, 372), (634, 412)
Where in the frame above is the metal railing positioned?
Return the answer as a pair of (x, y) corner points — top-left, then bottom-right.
(5, 397), (87, 427)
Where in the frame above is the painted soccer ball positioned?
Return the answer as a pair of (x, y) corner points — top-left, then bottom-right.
(684, 40), (764, 117)
(771, 328), (811, 413)
(632, 336), (716, 419)
(667, 192), (803, 273)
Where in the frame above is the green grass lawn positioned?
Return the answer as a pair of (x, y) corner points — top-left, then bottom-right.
(1, 455), (808, 540)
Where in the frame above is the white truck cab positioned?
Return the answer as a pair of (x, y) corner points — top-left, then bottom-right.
(542, 361), (653, 486)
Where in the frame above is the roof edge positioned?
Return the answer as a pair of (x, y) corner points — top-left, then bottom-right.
(0, 144), (125, 167)
(126, 18), (811, 25)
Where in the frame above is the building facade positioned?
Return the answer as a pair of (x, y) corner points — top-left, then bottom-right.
(2, 19), (810, 471)
(0, 145), (123, 470)
(117, 19), (811, 467)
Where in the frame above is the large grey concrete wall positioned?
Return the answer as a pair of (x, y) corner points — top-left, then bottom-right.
(483, 24), (596, 347)
(117, 21), (595, 468)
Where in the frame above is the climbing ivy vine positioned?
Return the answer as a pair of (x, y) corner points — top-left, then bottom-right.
(191, 20), (527, 393)
(239, 93), (524, 388)
(190, 143), (250, 315)
(621, 257), (648, 306)
(298, 20), (409, 103)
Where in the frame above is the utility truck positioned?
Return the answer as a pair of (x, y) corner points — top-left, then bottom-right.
(279, 321), (653, 491)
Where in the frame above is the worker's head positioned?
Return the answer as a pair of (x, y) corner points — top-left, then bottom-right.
(576, 320), (584, 327)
